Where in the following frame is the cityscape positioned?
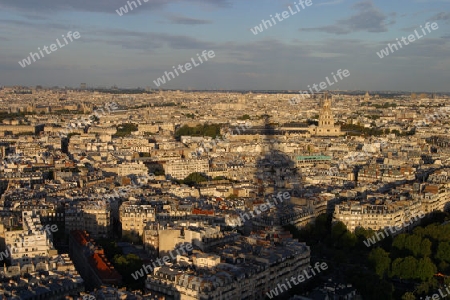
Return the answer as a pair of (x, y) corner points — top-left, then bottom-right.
(1, 1), (450, 300)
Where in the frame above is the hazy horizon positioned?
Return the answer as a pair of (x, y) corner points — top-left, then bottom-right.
(1, 0), (449, 91)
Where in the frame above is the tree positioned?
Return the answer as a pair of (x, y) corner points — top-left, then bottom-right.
(418, 238), (432, 258)
(331, 221), (356, 249)
(404, 235), (422, 257)
(392, 233), (408, 256)
(154, 168), (165, 176)
(402, 292), (416, 300)
(369, 247), (391, 278)
(416, 257), (437, 281)
(183, 172), (209, 186)
(391, 256), (418, 279)
(355, 227), (375, 246)
(175, 124), (222, 139)
(313, 214), (330, 239)
(349, 270), (394, 300)
(114, 123), (138, 137)
(113, 253), (144, 287)
(238, 114), (251, 120)
(436, 242), (450, 263)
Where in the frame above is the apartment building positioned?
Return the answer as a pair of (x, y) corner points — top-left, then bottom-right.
(0, 254), (84, 299)
(4, 211), (57, 266)
(145, 238), (311, 300)
(143, 221), (239, 256)
(117, 162), (149, 176)
(295, 155), (332, 168)
(333, 200), (423, 232)
(0, 125), (41, 135)
(119, 203), (155, 238)
(65, 201), (112, 238)
(164, 159), (209, 180)
(413, 184), (450, 213)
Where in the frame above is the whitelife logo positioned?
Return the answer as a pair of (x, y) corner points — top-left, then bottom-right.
(230, 192), (291, 226)
(421, 284), (450, 300)
(153, 50), (215, 87)
(288, 69), (350, 105)
(0, 224), (58, 261)
(116, 0), (149, 16)
(59, 102), (118, 138)
(18, 31), (81, 68)
(196, 123), (252, 156)
(363, 212), (425, 247)
(266, 262), (328, 298)
(131, 243), (193, 280)
(376, 22), (438, 59)
(251, 0), (313, 35)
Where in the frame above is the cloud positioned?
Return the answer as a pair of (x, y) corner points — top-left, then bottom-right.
(300, 0), (394, 34)
(0, 19), (72, 31)
(0, 0), (231, 14)
(316, 0), (344, 6)
(81, 28), (216, 51)
(428, 12), (450, 23)
(166, 14), (212, 25)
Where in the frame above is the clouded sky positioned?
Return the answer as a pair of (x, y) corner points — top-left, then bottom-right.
(1, 0), (449, 91)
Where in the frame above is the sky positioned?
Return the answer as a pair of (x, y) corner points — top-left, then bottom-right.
(0, 0), (449, 91)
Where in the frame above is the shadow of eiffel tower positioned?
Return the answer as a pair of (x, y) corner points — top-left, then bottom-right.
(254, 115), (302, 198)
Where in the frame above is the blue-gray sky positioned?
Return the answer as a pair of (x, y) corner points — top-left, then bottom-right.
(1, 0), (449, 91)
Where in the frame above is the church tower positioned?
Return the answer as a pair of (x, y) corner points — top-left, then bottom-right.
(364, 91), (370, 102)
(315, 95), (342, 136)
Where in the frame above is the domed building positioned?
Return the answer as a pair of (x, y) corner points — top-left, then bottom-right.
(310, 95), (343, 137)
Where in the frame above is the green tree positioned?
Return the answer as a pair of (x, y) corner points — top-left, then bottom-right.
(416, 278), (439, 296)
(416, 257), (437, 281)
(183, 172), (209, 185)
(402, 292), (416, 300)
(391, 256), (418, 279)
(331, 221), (356, 249)
(349, 271), (394, 300)
(313, 214), (330, 238)
(238, 114), (251, 120)
(404, 235), (422, 257)
(113, 253), (144, 287)
(114, 123), (138, 137)
(369, 247), (391, 278)
(392, 233), (408, 255)
(437, 242), (450, 263)
(418, 238), (432, 258)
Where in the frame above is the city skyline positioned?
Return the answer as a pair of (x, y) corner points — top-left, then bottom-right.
(0, 0), (449, 91)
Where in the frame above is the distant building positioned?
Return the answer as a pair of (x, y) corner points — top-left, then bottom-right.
(164, 159), (209, 180)
(311, 97), (343, 137)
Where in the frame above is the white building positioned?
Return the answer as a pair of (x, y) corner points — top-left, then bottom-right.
(119, 203), (155, 238)
(164, 159), (209, 180)
(4, 211), (57, 266)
